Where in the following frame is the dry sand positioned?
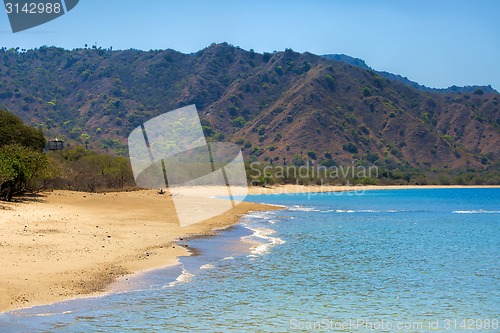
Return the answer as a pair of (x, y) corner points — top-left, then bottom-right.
(0, 184), (497, 313)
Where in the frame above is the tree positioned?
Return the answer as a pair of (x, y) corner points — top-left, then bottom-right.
(307, 150), (317, 160)
(0, 145), (49, 200)
(325, 74), (335, 90)
(232, 117), (246, 128)
(0, 109), (45, 151)
(0, 109), (49, 200)
(263, 52), (271, 62)
(362, 86), (371, 97)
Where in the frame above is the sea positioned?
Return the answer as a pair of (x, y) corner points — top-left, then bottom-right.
(1, 189), (499, 332)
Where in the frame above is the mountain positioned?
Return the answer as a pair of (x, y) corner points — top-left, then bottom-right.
(0, 43), (499, 176)
(322, 54), (498, 94)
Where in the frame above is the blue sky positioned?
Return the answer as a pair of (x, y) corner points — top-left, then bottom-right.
(1, 0), (499, 90)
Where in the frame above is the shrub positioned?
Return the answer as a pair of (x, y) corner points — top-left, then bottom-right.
(320, 159), (337, 167)
(325, 74), (335, 90)
(342, 142), (358, 153)
(293, 153), (305, 166)
(362, 86), (371, 97)
(365, 152), (379, 163)
(262, 52), (271, 62)
(359, 124), (369, 135)
(232, 117), (246, 128)
(307, 150), (317, 160)
(258, 124), (267, 135)
(442, 134), (452, 142)
(275, 65), (284, 76)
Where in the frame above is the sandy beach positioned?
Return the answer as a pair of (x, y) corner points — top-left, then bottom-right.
(0, 188), (277, 313)
(0, 184), (497, 313)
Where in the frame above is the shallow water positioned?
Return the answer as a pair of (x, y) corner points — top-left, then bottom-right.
(1, 189), (499, 332)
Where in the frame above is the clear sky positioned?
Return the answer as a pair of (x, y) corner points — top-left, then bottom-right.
(1, 0), (499, 91)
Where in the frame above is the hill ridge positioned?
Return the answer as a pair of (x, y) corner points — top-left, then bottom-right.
(0, 43), (498, 175)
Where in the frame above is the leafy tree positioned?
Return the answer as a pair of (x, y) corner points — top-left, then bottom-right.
(0, 145), (49, 200)
(0, 109), (45, 150)
(262, 52), (271, 62)
(293, 153), (305, 166)
(325, 74), (335, 90)
(342, 142), (358, 153)
(320, 159), (337, 167)
(307, 150), (317, 160)
(232, 117), (246, 128)
(275, 65), (284, 76)
(0, 109), (48, 200)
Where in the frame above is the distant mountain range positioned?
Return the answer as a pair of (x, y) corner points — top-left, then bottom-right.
(0, 43), (498, 173)
(322, 54), (498, 94)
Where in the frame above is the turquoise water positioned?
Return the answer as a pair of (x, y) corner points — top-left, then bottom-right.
(1, 189), (499, 332)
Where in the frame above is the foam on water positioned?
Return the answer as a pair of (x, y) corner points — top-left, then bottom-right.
(164, 268), (193, 288)
(287, 205), (320, 212)
(453, 210), (500, 214)
(242, 227), (285, 257)
(239, 211), (286, 257)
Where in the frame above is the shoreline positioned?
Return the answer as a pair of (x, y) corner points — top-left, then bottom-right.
(0, 189), (279, 313)
(0, 185), (497, 314)
(246, 184), (499, 195)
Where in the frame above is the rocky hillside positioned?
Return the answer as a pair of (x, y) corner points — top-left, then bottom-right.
(0, 43), (498, 171)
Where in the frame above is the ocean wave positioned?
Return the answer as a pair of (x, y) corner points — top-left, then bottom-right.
(241, 226), (285, 257)
(452, 210), (500, 214)
(245, 211), (277, 220)
(164, 268), (193, 288)
(200, 264), (215, 270)
(288, 205), (321, 212)
(328, 209), (409, 213)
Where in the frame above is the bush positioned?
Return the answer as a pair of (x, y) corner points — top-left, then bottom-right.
(342, 142), (358, 153)
(228, 105), (239, 116)
(293, 153), (305, 166)
(362, 86), (371, 97)
(325, 74), (335, 90)
(320, 159), (337, 167)
(232, 117), (246, 128)
(275, 65), (284, 76)
(307, 150), (317, 160)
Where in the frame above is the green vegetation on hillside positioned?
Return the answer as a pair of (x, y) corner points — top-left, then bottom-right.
(1, 44), (499, 186)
